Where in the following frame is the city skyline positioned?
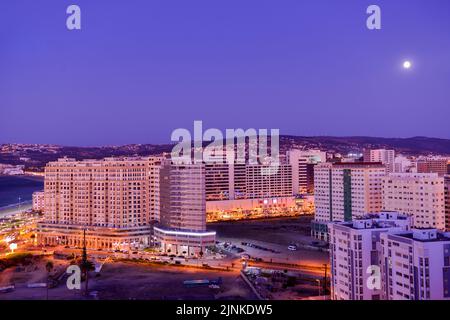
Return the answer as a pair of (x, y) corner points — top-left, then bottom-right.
(1, 0), (450, 146)
(3, 0), (450, 306)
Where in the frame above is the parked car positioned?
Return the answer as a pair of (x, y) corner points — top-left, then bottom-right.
(287, 245), (298, 251)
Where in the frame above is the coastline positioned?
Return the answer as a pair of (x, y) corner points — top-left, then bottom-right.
(0, 174), (44, 217)
(0, 202), (32, 218)
(0, 173), (44, 181)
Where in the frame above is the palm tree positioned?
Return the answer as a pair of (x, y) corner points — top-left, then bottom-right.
(80, 257), (94, 297)
(45, 260), (53, 300)
(80, 229), (94, 296)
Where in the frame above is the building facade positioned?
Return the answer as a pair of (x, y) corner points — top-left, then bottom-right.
(205, 163), (246, 201)
(328, 212), (411, 300)
(312, 162), (386, 240)
(363, 149), (395, 173)
(393, 155), (415, 173)
(204, 161), (295, 219)
(382, 173), (445, 230)
(417, 157), (449, 176)
(37, 156), (162, 250)
(206, 195), (312, 221)
(154, 160), (216, 256)
(445, 175), (450, 231)
(32, 191), (45, 212)
(380, 229), (450, 300)
(245, 164), (293, 199)
(287, 149), (326, 195)
(205, 162), (293, 201)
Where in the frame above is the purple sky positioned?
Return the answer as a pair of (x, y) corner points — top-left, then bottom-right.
(1, 0), (449, 146)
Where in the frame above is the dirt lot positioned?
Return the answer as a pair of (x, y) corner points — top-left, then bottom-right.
(0, 260), (256, 300)
(209, 216), (314, 244)
(92, 262), (255, 300)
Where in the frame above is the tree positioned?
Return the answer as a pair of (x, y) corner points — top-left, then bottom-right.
(80, 229), (94, 296)
(45, 260), (54, 300)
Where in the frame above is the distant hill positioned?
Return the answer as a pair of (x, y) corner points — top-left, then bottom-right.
(0, 144), (174, 171)
(1, 136), (449, 171)
(279, 136), (450, 155)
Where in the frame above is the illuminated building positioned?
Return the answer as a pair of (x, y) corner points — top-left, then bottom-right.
(37, 156), (162, 250)
(154, 160), (215, 256)
(205, 195), (312, 221)
(204, 160), (294, 220)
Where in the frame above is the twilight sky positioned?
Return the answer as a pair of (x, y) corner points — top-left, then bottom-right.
(1, 0), (449, 146)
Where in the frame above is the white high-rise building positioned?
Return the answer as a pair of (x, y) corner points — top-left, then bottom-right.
(382, 173), (445, 230)
(287, 149), (326, 195)
(364, 149), (395, 173)
(393, 155), (415, 173)
(328, 212), (411, 300)
(32, 191), (45, 212)
(312, 162), (386, 241)
(380, 229), (450, 300)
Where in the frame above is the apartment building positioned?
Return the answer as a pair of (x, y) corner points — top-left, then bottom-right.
(205, 162), (292, 201)
(205, 163), (246, 201)
(328, 212), (411, 300)
(154, 160), (215, 256)
(37, 156), (162, 250)
(32, 191), (45, 212)
(380, 229), (450, 300)
(393, 155), (415, 173)
(382, 173), (445, 230)
(287, 149), (326, 195)
(445, 175), (450, 231)
(417, 157), (449, 176)
(363, 149), (395, 173)
(245, 164), (293, 199)
(312, 162), (386, 241)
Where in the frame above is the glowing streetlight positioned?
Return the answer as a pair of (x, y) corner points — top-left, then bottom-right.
(9, 243), (18, 253)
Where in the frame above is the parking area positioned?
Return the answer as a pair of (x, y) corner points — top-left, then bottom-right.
(209, 216), (329, 268)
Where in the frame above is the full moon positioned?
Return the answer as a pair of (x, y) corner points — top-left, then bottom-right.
(403, 60), (412, 69)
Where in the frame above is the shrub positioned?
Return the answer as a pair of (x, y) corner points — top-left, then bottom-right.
(0, 253), (33, 270)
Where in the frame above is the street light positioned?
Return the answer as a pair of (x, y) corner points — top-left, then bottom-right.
(316, 279), (321, 297)
(9, 243), (18, 254)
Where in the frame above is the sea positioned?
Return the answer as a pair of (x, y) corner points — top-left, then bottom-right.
(0, 175), (44, 214)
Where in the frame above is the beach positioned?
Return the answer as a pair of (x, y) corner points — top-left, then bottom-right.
(0, 175), (43, 217)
